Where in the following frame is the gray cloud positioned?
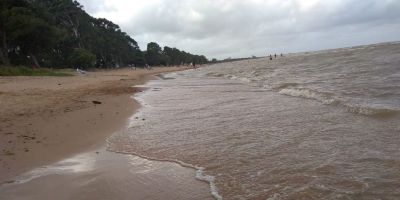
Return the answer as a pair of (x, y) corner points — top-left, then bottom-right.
(77, 0), (115, 14)
(78, 0), (400, 59)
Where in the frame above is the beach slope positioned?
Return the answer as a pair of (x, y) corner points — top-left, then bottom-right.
(0, 67), (183, 182)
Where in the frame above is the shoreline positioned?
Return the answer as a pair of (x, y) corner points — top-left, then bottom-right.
(0, 148), (214, 200)
(0, 67), (184, 182)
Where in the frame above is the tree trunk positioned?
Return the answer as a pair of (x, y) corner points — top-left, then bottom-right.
(29, 53), (41, 68)
(67, 15), (82, 48)
(0, 48), (9, 65)
(0, 26), (10, 65)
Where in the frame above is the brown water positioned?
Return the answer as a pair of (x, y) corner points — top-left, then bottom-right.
(108, 42), (400, 199)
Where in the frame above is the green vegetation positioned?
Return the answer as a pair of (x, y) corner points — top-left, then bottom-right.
(68, 48), (96, 69)
(0, 66), (71, 76)
(0, 0), (208, 73)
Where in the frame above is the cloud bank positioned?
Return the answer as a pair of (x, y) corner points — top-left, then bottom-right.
(77, 0), (400, 59)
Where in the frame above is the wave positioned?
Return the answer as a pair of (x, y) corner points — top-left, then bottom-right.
(344, 104), (399, 117)
(277, 87), (338, 105)
(155, 74), (176, 80)
(276, 86), (398, 117)
(205, 72), (253, 83)
(205, 72), (225, 78)
(272, 83), (299, 90)
(201, 69), (399, 118)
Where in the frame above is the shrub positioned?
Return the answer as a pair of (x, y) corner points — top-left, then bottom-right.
(68, 48), (96, 69)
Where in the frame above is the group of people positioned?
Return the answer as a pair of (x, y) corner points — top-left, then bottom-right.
(269, 53), (283, 60)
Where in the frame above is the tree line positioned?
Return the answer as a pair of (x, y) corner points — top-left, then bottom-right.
(0, 0), (208, 69)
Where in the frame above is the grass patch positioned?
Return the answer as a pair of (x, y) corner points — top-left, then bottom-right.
(0, 66), (72, 76)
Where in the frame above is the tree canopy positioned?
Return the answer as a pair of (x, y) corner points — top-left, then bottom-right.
(0, 0), (208, 68)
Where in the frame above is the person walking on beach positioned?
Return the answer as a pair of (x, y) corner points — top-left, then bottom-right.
(269, 54), (272, 60)
(274, 54), (277, 58)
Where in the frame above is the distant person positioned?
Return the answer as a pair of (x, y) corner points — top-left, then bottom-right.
(269, 54), (272, 60)
(274, 54), (277, 58)
(193, 61), (196, 68)
(281, 53), (283, 57)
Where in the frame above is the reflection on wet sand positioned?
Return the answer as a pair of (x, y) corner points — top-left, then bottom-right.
(0, 149), (214, 200)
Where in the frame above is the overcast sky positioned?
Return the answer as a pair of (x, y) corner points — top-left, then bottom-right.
(77, 0), (400, 59)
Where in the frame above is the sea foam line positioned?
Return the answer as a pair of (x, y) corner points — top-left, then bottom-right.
(105, 143), (223, 200)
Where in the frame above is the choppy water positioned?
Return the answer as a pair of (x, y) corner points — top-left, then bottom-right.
(108, 42), (400, 199)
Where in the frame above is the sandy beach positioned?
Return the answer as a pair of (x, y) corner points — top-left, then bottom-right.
(0, 67), (184, 182)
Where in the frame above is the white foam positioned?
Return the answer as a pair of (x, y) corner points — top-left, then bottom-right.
(107, 147), (223, 200)
(196, 167), (223, 200)
(4, 153), (95, 185)
(344, 104), (398, 116)
(278, 88), (337, 105)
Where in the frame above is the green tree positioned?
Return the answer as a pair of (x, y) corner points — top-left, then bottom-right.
(4, 5), (58, 67)
(0, 0), (27, 65)
(0, 1), (10, 65)
(68, 48), (95, 69)
(145, 42), (163, 66)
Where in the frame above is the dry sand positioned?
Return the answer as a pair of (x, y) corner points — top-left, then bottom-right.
(0, 67), (184, 182)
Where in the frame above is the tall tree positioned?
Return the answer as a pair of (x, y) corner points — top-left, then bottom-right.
(4, 5), (57, 67)
(0, 0), (20, 65)
(0, 3), (9, 65)
(42, 0), (84, 47)
(145, 42), (163, 66)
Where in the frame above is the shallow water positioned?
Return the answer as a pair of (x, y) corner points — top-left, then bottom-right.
(109, 42), (400, 199)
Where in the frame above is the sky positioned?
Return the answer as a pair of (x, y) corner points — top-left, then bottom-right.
(77, 0), (400, 59)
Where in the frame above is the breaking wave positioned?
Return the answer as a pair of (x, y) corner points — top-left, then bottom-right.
(276, 86), (398, 117)
(344, 104), (399, 117)
(277, 87), (338, 105)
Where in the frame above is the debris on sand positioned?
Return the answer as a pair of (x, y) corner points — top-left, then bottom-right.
(92, 100), (102, 104)
(18, 135), (36, 140)
(3, 150), (14, 156)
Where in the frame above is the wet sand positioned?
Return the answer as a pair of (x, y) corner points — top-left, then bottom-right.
(0, 67), (213, 199)
(0, 149), (213, 200)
